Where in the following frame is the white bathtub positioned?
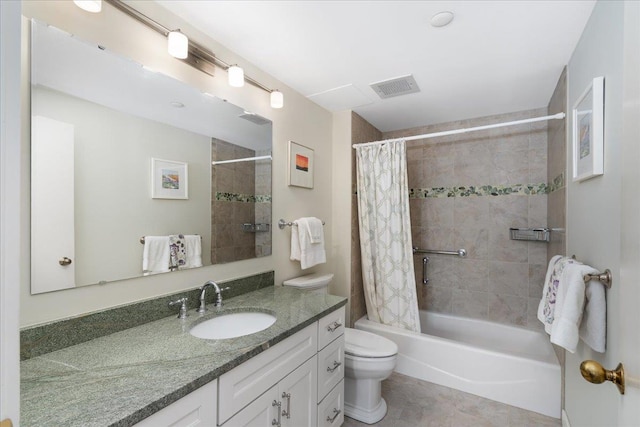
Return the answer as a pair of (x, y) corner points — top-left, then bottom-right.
(354, 311), (561, 418)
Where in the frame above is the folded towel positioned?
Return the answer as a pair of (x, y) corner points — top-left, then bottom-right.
(550, 262), (602, 353)
(290, 217), (326, 269)
(538, 255), (570, 333)
(579, 273), (607, 352)
(142, 236), (170, 275)
(302, 217), (324, 243)
(184, 235), (203, 269)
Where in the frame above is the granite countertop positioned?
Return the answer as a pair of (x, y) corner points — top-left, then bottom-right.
(20, 286), (347, 427)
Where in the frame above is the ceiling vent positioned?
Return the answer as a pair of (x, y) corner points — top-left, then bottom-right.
(370, 75), (420, 99)
(238, 112), (271, 126)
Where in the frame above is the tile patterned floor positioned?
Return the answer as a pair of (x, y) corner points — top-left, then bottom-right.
(342, 373), (561, 427)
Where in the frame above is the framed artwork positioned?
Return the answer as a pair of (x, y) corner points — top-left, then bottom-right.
(151, 158), (188, 199)
(288, 141), (314, 189)
(572, 76), (604, 182)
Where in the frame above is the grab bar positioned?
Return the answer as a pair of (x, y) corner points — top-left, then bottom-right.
(413, 247), (467, 257)
(422, 257), (429, 285)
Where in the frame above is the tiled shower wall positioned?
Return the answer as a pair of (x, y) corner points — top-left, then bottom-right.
(547, 68), (567, 262)
(382, 108), (549, 330)
(211, 139), (267, 264)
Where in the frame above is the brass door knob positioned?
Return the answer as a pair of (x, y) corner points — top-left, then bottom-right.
(58, 257), (72, 266)
(580, 360), (625, 395)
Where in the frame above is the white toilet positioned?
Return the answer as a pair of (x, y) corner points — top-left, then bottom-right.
(283, 273), (398, 424)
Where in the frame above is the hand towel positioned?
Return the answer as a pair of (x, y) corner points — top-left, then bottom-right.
(169, 234), (187, 269)
(537, 255), (570, 333)
(550, 262), (602, 353)
(302, 217), (324, 244)
(142, 236), (170, 275)
(290, 217), (326, 269)
(579, 273), (607, 352)
(184, 235), (203, 269)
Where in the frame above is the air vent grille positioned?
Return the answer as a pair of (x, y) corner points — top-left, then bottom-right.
(370, 75), (420, 99)
(238, 113), (271, 126)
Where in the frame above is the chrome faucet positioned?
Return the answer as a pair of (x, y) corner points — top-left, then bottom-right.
(198, 281), (229, 313)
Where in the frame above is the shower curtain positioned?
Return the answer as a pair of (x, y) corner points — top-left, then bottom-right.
(355, 140), (421, 333)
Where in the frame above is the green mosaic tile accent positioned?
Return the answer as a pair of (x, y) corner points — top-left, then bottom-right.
(548, 173), (565, 193)
(216, 192), (272, 203)
(409, 183), (549, 199)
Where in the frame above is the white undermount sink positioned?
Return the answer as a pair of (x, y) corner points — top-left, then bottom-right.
(190, 311), (277, 340)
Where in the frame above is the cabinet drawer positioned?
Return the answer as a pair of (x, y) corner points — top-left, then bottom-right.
(218, 324), (317, 424)
(317, 306), (345, 350)
(317, 380), (344, 427)
(317, 334), (344, 402)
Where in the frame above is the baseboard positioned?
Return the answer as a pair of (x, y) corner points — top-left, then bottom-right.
(562, 409), (571, 427)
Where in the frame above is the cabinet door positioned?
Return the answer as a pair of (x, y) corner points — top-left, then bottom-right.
(279, 356), (318, 427)
(134, 380), (216, 427)
(222, 386), (279, 427)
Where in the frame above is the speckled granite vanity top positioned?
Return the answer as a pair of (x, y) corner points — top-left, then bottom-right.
(20, 286), (347, 427)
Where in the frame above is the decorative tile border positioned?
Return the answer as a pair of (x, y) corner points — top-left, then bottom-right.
(216, 192), (272, 203)
(408, 183), (549, 199)
(548, 173), (565, 193)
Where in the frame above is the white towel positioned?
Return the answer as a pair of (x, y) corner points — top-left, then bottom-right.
(290, 217), (326, 269)
(537, 255), (569, 333)
(184, 235), (203, 269)
(550, 263), (604, 353)
(142, 236), (170, 275)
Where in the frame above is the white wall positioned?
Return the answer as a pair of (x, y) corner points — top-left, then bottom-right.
(331, 111), (353, 322)
(1, 0), (23, 423)
(565, 1), (624, 425)
(33, 86), (212, 285)
(20, 1), (334, 327)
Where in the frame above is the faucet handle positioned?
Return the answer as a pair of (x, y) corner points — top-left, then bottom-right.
(214, 287), (231, 307)
(168, 297), (189, 319)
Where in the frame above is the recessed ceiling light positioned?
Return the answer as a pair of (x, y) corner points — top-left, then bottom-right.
(170, 101), (185, 108)
(431, 11), (454, 28)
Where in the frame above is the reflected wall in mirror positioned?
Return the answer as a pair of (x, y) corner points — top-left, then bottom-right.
(30, 21), (272, 294)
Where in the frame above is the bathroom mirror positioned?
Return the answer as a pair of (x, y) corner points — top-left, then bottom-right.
(30, 21), (272, 294)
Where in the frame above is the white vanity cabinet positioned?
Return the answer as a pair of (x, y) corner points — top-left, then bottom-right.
(134, 379), (217, 427)
(134, 306), (346, 427)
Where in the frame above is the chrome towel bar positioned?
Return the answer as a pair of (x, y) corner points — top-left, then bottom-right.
(278, 218), (325, 229)
(413, 247), (467, 257)
(571, 255), (612, 289)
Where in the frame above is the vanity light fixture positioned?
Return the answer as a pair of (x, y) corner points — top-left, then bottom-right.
(74, 0), (102, 13)
(167, 30), (189, 59)
(270, 90), (284, 109)
(228, 65), (245, 87)
(102, 0), (284, 108)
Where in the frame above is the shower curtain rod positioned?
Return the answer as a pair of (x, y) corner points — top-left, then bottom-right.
(351, 112), (565, 148)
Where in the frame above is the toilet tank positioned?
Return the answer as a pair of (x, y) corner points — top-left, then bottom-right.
(282, 273), (334, 294)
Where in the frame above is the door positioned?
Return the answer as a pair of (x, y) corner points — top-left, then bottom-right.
(222, 386), (280, 427)
(279, 357), (318, 427)
(618, 1), (640, 424)
(565, 1), (640, 425)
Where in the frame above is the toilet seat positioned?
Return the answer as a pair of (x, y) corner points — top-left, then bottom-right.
(345, 328), (398, 358)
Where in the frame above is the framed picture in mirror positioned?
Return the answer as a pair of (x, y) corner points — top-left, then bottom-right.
(151, 158), (189, 199)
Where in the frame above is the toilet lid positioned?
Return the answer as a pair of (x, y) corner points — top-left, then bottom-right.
(344, 328), (398, 358)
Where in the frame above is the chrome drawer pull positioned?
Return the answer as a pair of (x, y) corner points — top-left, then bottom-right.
(272, 400), (281, 426)
(326, 408), (341, 423)
(281, 392), (291, 419)
(326, 361), (342, 373)
(326, 321), (342, 332)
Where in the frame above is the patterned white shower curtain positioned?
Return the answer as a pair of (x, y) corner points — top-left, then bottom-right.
(355, 140), (421, 333)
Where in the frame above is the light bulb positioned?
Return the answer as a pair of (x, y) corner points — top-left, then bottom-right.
(270, 90), (284, 109)
(228, 65), (245, 87)
(167, 30), (188, 59)
(73, 0), (102, 13)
